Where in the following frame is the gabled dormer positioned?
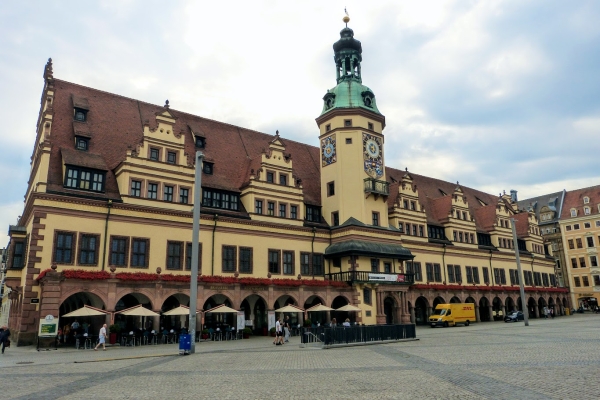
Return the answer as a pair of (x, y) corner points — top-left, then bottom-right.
(388, 170), (427, 239)
(240, 132), (304, 227)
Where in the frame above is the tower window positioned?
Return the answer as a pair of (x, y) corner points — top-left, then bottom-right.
(368, 122), (374, 130)
(372, 212), (379, 227)
(344, 119), (352, 127)
(327, 181), (335, 197)
(325, 124), (331, 132)
(332, 211), (339, 227)
(345, 138), (352, 144)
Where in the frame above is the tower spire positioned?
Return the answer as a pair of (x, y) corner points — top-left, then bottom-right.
(343, 8), (350, 27)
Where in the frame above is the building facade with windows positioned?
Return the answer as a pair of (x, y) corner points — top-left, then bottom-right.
(559, 185), (600, 309)
(2, 23), (566, 345)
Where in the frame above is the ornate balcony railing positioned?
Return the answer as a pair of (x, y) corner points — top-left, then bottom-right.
(327, 271), (414, 285)
(364, 178), (389, 196)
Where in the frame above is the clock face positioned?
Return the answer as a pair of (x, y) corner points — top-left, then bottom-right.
(363, 133), (383, 179)
(365, 139), (380, 158)
(321, 135), (337, 166)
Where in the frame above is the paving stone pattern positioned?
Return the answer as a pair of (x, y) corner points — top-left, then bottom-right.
(1, 314), (599, 399)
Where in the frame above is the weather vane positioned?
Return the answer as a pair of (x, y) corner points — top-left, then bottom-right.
(343, 7), (350, 27)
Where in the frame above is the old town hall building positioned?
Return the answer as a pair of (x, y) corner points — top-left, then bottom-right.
(2, 22), (568, 345)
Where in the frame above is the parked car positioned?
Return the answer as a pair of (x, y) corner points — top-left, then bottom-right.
(504, 311), (524, 322)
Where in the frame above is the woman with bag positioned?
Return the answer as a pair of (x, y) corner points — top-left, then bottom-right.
(0, 325), (11, 354)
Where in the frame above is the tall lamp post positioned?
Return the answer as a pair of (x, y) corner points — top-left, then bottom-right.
(189, 151), (204, 353)
(510, 218), (529, 326)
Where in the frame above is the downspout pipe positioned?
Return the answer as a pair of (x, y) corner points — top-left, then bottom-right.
(489, 250), (494, 285)
(442, 244), (447, 284)
(311, 227), (316, 278)
(101, 199), (113, 271)
(211, 214), (218, 276)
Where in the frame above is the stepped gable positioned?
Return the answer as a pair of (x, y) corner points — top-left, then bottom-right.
(386, 168), (500, 230)
(46, 79), (322, 205)
(560, 184), (600, 219)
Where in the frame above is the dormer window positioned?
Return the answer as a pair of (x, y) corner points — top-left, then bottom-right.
(149, 148), (160, 161)
(361, 90), (375, 108)
(195, 136), (205, 148)
(584, 207), (591, 215)
(583, 197), (590, 204)
(65, 166), (105, 192)
(75, 136), (89, 151)
(323, 92), (336, 110)
(167, 151), (176, 164)
(74, 108), (87, 122)
(571, 209), (577, 217)
(203, 162), (214, 175)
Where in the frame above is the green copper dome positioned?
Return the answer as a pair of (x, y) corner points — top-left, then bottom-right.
(320, 80), (382, 116)
(319, 27), (382, 117)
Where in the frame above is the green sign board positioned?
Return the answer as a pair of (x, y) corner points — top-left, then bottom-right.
(40, 323), (57, 335)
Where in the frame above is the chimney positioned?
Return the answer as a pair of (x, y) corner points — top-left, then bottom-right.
(510, 190), (518, 203)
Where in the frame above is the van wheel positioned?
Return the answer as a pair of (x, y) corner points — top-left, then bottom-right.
(465, 320), (470, 326)
(443, 322), (448, 328)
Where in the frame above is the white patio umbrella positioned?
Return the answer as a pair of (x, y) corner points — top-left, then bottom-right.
(163, 305), (201, 316)
(306, 303), (334, 312)
(275, 304), (305, 313)
(335, 304), (362, 312)
(204, 304), (239, 314)
(62, 305), (109, 317)
(116, 304), (159, 317)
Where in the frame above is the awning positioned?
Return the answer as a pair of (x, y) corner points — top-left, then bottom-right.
(116, 305), (159, 317)
(63, 305), (108, 317)
(335, 304), (362, 312)
(163, 305), (201, 316)
(275, 304), (305, 313)
(205, 304), (239, 314)
(306, 303), (334, 312)
(324, 239), (413, 260)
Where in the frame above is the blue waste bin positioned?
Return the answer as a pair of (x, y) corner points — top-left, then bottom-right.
(179, 334), (191, 355)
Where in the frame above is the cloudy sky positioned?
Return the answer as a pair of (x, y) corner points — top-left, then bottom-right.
(1, 0), (599, 246)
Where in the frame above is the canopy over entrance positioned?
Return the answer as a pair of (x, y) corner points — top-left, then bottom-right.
(205, 304), (239, 314)
(324, 239), (413, 260)
(116, 305), (159, 317)
(163, 305), (201, 316)
(275, 304), (305, 313)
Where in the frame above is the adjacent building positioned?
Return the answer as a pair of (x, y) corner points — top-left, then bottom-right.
(558, 185), (600, 309)
(2, 22), (566, 345)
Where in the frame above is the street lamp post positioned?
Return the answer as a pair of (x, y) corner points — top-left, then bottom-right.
(189, 151), (204, 353)
(510, 218), (529, 327)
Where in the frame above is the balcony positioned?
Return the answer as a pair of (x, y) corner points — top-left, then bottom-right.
(327, 271), (414, 285)
(364, 178), (389, 196)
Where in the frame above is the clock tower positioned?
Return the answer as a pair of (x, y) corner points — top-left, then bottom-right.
(316, 17), (389, 227)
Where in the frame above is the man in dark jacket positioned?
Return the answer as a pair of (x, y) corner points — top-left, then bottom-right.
(0, 325), (10, 354)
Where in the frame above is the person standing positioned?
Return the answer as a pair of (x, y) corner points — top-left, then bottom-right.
(94, 324), (107, 351)
(71, 319), (80, 332)
(283, 316), (291, 343)
(0, 325), (11, 354)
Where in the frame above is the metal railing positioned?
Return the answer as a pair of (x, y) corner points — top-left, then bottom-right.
(364, 178), (389, 196)
(326, 271), (415, 285)
(301, 324), (416, 346)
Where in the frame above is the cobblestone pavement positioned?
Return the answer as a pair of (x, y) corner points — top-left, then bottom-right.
(1, 314), (599, 399)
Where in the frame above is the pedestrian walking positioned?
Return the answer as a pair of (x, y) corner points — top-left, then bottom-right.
(0, 325), (11, 354)
(284, 316), (290, 343)
(550, 308), (554, 319)
(273, 318), (284, 345)
(94, 324), (107, 351)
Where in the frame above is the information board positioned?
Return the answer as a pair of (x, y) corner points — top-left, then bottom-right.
(237, 311), (245, 330)
(268, 311), (276, 331)
(38, 315), (59, 338)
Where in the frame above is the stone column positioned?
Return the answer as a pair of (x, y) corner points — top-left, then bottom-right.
(488, 305), (494, 321)
(427, 307), (432, 319)
(375, 290), (386, 324)
(152, 312), (160, 332)
(409, 306), (415, 324)
(502, 305), (507, 319)
(475, 305), (481, 322)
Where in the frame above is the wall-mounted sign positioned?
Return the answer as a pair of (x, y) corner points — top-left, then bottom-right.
(242, 286), (267, 291)
(208, 286), (228, 290)
(368, 273), (406, 283)
(30, 298), (39, 304)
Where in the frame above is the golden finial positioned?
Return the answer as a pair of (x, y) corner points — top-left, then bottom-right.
(343, 7), (350, 26)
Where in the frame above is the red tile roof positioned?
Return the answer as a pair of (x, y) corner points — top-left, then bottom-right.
(46, 78), (520, 229)
(560, 184), (600, 219)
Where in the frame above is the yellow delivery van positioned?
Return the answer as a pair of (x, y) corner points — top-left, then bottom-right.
(429, 303), (476, 328)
